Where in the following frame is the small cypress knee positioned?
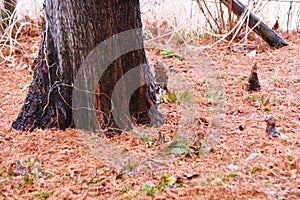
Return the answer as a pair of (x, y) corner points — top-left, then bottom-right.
(247, 62), (261, 91)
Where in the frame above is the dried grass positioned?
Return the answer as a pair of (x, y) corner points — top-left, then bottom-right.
(141, 0), (300, 49)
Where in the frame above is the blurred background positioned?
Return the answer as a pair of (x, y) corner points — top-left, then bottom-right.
(1, 0), (298, 32)
(0, 0), (299, 64)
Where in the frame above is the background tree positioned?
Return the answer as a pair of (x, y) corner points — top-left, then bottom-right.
(12, 0), (163, 132)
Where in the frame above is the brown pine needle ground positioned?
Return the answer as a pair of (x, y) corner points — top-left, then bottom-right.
(0, 26), (299, 199)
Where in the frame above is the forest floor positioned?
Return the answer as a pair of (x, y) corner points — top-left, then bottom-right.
(0, 24), (299, 200)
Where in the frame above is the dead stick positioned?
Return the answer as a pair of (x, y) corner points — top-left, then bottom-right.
(221, 0), (289, 47)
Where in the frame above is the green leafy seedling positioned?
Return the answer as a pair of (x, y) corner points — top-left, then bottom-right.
(145, 187), (155, 196)
(178, 91), (193, 104)
(160, 48), (183, 59)
(227, 172), (237, 177)
(24, 173), (33, 185)
(34, 191), (51, 198)
(161, 172), (176, 185)
(266, 181), (273, 186)
(216, 181), (222, 186)
(261, 95), (270, 106)
(134, 192), (140, 197)
(26, 158), (33, 165)
(121, 187), (129, 194)
(251, 163), (262, 174)
(7, 166), (17, 176)
(247, 95), (258, 102)
(163, 91), (176, 103)
(141, 181), (156, 196)
(237, 75), (248, 82)
(155, 182), (167, 190)
(165, 138), (191, 155)
(141, 133), (154, 148)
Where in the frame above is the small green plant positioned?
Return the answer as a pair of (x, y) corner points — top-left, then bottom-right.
(210, 173), (225, 186)
(115, 171), (125, 180)
(7, 166), (17, 176)
(250, 163), (262, 174)
(24, 173), (33, 185)
(159, 46), (183, 59)
(87, 169), (99, 184)
(261, 95), (270, 106)
(145, 187), (155, 196)
(262, 96), (271, 111)
(7, 159), (52, 187)
(0, 193), (6, 197)
(227, 172), (237, 177)
(140, 133), (154, 148)
(178, 91), (193, 104)
(163, 90), (198, 105)
(237, 75), (248, 82)
(217, 174), (225, 182)
(266, 181), (273, 186)
(140, 181), (156, 196)
(161, 172), (176, 186)
(296, 191), (300, 196)
(155, 182), (167, 190)
(162, 50), (181, 58)
(165, 136), (192, 155)
(140, 173), (176, 196)
(121, 187), (130, 194)
(34, 190), (51, 198)
(290, 156), (296, 161)
(205, 92), (211, 98)
(175, 58), (183, 65)
(163, 91), (176, 103)
(133, 192), (140, 198)
(247, 95), (258, 102)
(248, 141), (255, 147)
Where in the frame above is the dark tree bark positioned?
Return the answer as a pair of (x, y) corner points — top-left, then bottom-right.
(12, 0), (163, 132)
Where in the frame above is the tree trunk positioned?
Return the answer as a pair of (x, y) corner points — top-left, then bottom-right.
(12, 0), (163, 132)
